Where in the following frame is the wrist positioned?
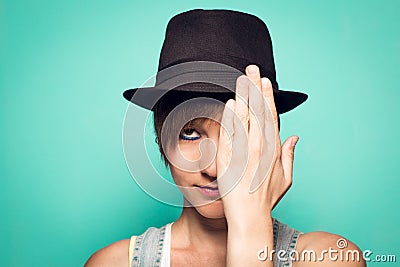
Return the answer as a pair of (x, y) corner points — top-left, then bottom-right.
(226, 216), (274, 267)
(227, 214), (273, 236)
(226, 213), (273, 232)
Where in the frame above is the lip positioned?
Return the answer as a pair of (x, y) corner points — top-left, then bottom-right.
(195, 185), (221, 198)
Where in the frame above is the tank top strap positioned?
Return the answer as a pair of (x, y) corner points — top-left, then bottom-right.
(130, 225), (167, 267)
(272, 218), (303, 267)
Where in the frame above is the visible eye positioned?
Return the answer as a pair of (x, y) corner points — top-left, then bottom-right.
(179, 128), (201, 141)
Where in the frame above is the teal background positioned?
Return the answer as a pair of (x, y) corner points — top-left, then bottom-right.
(1, 0), (399, 266)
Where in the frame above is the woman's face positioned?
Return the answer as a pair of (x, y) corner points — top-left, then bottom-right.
(167, 117), (226, 219)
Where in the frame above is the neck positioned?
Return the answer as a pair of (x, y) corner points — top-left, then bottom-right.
(171, 207), (228, 251)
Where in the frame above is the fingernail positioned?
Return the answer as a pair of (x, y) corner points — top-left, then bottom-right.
(291, 136), (299, 147)
(238, 75), (248, 86)
(261, 77), (269, 87)
(248, 65), (258, 74)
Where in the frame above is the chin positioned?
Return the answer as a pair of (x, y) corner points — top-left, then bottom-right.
(195, 200), (225, 219)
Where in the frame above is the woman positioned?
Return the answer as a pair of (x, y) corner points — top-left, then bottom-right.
(86, 9), (365, 267)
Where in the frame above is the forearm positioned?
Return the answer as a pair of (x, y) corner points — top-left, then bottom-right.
(226, 216), (274, 267)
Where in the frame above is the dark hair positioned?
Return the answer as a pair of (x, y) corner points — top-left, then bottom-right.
(153, 91), (281, 167)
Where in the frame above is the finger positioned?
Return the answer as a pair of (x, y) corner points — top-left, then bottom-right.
(233, 75), (250, 153)
(281, 135), (299, 183)
(235, 75), (250, 133)
(261, 77), (279, 135)
(248, 70), (264, 153)
(231, 76), (250, 185)
(218, 99), (235, 169)
(249, 78), (280, 193)
(246, 64), (264, 118)
(245, 65), (262, 90)
(248, 122), (277, 193)
(217, 99), (244, 195)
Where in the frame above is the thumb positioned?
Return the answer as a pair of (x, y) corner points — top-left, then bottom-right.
(281, 135), (299, 180)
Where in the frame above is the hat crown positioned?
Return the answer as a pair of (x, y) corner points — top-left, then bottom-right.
(158, 9), (279, 90)
(122, 9), (308, 114)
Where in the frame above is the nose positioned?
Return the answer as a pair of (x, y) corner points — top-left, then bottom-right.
(201, 155), (217, 179)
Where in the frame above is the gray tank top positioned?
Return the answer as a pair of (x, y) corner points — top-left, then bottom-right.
(131, 218), (302, 267)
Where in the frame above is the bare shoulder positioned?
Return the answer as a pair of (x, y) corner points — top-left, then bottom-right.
(84, 239), (130, 267)
(293, 231), (366, 267)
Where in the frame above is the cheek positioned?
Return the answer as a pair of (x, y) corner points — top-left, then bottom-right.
(166, 144), (202, 172)
(169, 158), (196, 187)
(170, 166), (185, 186)
(179, 142), (202, 161)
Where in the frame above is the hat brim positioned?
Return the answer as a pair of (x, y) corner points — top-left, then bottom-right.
(123, 83), (307, 114)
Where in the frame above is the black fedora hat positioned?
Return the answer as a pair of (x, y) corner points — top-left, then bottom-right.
(123, 9), (308, 114)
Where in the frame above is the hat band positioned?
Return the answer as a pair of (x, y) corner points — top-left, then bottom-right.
(154, 61), (243, 92)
